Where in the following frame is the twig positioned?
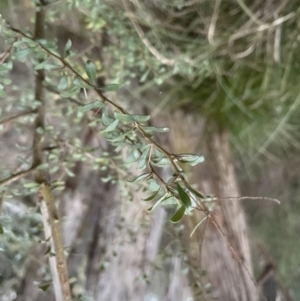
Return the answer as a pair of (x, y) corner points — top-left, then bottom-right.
(9, 22), (209, 211)
(0, 46), (12, 64)
(218, 196), (280, 204)
(0, 168), (34, 187)
(0, 110), (36, 126)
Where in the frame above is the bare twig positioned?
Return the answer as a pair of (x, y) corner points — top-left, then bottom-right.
(0, 110), (36, 126)
(0, 46), (12, 64)
(218, 196), (280, 204)
(0, 168), (34, 187)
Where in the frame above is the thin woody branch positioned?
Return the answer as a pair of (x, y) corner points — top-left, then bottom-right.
(0, 168), (34, 187)
(0, 110), (36, 126)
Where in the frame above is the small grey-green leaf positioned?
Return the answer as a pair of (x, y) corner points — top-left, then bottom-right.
(138, 147), (150, 169)
(176, 153), (204, 166)
(34, 60), (49, 70)
(114, 112), (134, 123)
(100, 83), (123, 92)
(38, 282), (51, 292)
(125, 149), (139, 164)
(73, 76), (90, 88)
(177, 183), (191, 209)
(44, 63), (62, 71)
(132, 115), (151, 122)
(58, 75), (68, 91)
(65, 167), (75, 177)
(79, 102), (96, 112)
(86, 60), (97, 85)
(128, 172), (151, 183)
(102, 109), (114, 126)
(147, 194), (169, 212)
(152, 157), (169, 167)
(24, 182), (39, 188)
(15, 48), (33, 61)
(185, 182), (205, 199)
(101, 119), (119, 133)
(108, 129), (134, 142)
(94, 100), (105, 108)
(142, 126), (169, 133)
(170, 205), (185, 223)
(143, 188), (160, 201)
(148, 179), (160, 191)
(63, 39), (72, 57)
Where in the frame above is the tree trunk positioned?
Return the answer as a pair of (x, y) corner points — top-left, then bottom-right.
(201, 126), (259, 301)
(62, 153), (167, 301)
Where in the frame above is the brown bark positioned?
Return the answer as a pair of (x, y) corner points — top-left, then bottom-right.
(201, 126), (259, 301)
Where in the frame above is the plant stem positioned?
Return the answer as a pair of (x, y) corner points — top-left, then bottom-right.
(31, 2), (72, 300)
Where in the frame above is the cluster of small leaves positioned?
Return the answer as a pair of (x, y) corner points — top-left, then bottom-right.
(1, 25), (207, 223)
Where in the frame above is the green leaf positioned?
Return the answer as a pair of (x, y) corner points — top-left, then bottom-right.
(138, 147), (150, 169)
(152, 157), (169, 167)
(43, 63), (62, 71)
(147, 194), (169, 212)
(65, 167), (75, 177)
(79, 102), (97, 112)
(170, 205), (186, 223)
(108, 129), (134, 142)
(114, 112), (134, 123)
(24, 182), (39, 188)
(94, 100), (105, 108)
(177, 183), (191, 209)
(60, 86), (81, 98)
(0, 223), (4, 234)
(34, 60), (48, 70)
(176, 154), (204, 166)
(86, 60), (97, 85)
(14, 48), (33, 61)
(185, 182), (205, 199)
(102, 109), (114, 126)
(63, 39), (72, 57)
(142, 126), (169, 133)
(143, 188), (160, 201)
(125, 149), (139, 163)
(73, 76), (90, 88)
(101, 119), (119, 133)
(58, 75), (68, 91)
(100, 83), (123, 92)
(132, 115), (150, 122)
(128, 172), (151, 183)
(147, 179), (160, 191)
(38, 281), (51, 292)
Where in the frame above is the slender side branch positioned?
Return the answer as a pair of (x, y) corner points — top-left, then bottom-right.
(0, 168), (34, 187)
(0, 110), (36, 126)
